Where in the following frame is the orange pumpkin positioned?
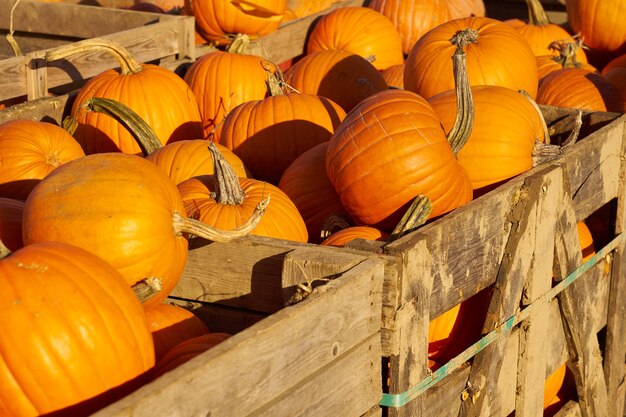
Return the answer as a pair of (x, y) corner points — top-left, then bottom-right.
(285, 49), (388, 113)
(278, 142), (348, 244)
(306, 7), (404, 71)
(0, 197), (24, 251)
(578, 221), (595, 262)
(381, 63), (405, 89)
(0, 119), (85, 200)
(183, 51), (273, 139)
(566, 0), (626, 56)
(153, 333), (230, 378)
(404, 17), (539, 100)
(536, 54), (597, 81)
(602, 54), (626, 102)
(367, 0), (451, 55)
(447, 0), (485, 19)
(320, 226), (388, 247)
(544, 363), (567, 409)
(286, 0), (337, 18)
(187, 0), (286, 45)
(144, 302), (210, 362)
(325, 89), (473, 231)
(0, 241), (154, 416)
(218, 92), (346, 184)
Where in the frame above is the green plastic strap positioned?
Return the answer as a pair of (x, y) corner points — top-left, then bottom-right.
(380, 232), (624, 408)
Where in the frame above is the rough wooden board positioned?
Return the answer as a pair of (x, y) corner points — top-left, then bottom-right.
(553, 174), (609, 417)
(95, 257), (383, 417)
(251, 334), (381, 417)
(554, 401), (583, 417)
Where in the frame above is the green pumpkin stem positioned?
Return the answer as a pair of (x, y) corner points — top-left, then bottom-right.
(447, 28), (477, 156)
(79, 97), (163, 156)
(207, 142), (245, 205)
(0, 239), (11, 259)
(132, 277), (162, 304)
(46, 38), (143, 75)
(526, 0), (550, 26)
(389, 195), (432, 241)
(171, 195), (270, 240)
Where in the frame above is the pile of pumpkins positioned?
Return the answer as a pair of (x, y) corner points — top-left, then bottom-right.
(1, 0), (624, 414)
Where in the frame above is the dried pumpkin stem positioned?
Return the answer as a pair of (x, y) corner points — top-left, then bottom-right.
(519, 89), (550, 144)
(46, 38), (142, 75)
(208, 142), (245, 205)
(526, 0), (550, 26)
(0, 239), (11, 259)
(320, 215), (352, 239)
(389, 195), (432, 241)
(532, 110), (582, 166)
(6, 0), (23, 57)
(447, 28), (477, 155)
(79, 97), (163, 155)
(132, 277), (163, 304)
(172, 195), (270, 241)
(226, 33), (251, 54)
(548, 35), (585, 69)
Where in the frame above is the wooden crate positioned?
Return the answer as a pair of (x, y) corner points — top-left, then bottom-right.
(484, 0), (567, 24)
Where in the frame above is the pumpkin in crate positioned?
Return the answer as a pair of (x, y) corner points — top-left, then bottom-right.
(0, 119), (85, 200)
(367, 0), (451, 55)
(218, 90), (346, 185)
(183, 50), (274, 140)
(306, 7), (404, 71)
(178, 143), (308, 243)
(544, 363), (567, 410)
(0, 241), (154, 416)
(284, 49), (388, 113)
(144, 302), (210, 362)
(22, 152), (269, 306)
(187, 0), (286, 45)
(153, 332), (231, 378)
(404, 17), (539, 100)
(602, 53), (626, 102)
(47, 39), (203, 155)
(0, 197), (24, 251)
(278, 142), (349, 244)
(320, 226), (388, 247)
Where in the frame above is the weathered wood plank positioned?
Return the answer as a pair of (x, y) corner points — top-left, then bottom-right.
(95, 256), (383, 417)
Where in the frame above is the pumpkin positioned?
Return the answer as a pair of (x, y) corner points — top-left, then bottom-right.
(367, 0), (451, 55)
(536, 67), (625, 112)
(286, 0), (337, 18)
(602, 54), (626, 102)
(381, 63), (405, 89)
(320, 226), (388, 247)
(447, 0), (485, 19)
(144, 302), (210, 362)
(306, 7), (404, 71)
(153, 332), (230, 378)
(22, 152), (268, 306)
(0, 197), (24, 251)
(218, 91), (346, 184)
(278, 142), (349, 244)
(0, 241), (154, 416)
(544, 363), (567, 409)
(578, 221), (595, 262)
(0, 119), (85, 200)
(183, 50), (273, 139)
(566, 0), (626, 56)
(536, 54), (598, 81)
(47, 39), (203, 155)
(404, 17), (539, 100)
(429, 86), (545, 191)
(178, 143), (308, 242)
(285, 49), (388, 113)
(187, 0), (286, 45)
(325, 89), (472, 231)
(428, 303), (462, 360)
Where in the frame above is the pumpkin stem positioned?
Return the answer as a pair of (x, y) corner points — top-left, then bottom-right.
(6, 0), (23, 57)
(46, 38), (143, 75)
(519, 89), (550, 144)
(132, 277), (163, 304)
(389, 195), (432, 241)
(548, 35), (586, 69)
(0, 239), (11, 259)
(226, 33), (251, 54)
(207, 142), (245, 205)
(172, 195), (270, 241)
(526, 0), (550, 26)
(531, 110), (582, 166)
(320, 215), (353, 240)
(447, 29), (477, 155)
(263, 60), (287, 96)
(78, 97), (163, 155)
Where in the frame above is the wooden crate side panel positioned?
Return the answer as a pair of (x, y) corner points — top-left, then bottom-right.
(0, 94), (70, 124)
(95, 257), (383, 417)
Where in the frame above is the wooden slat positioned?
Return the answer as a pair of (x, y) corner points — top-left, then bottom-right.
(95, 255), (383, 417)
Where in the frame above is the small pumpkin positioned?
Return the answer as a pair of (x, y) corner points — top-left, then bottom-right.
(153, 332), (231, 378)
(320, 226), (388, 247)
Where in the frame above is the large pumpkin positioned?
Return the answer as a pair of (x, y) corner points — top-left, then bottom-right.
(325, 89), (473, 231)
(404, 17), (539, 100)
(447, 0), (485, 19)
(218, 92), (346, 184)
(22, 153), (267, 306)
(0, 119), (85, 200)
(47, 39), (203, 155)
(367, 0), (451, 55)
(566, 0), (626, 56)
(0, 241), (154, 416)
(306, 7), (404, 71)
(285, 49), (388, 113)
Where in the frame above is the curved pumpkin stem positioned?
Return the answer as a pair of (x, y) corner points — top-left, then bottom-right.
(208, 141), (245, 205)
(46, 38), (143, 75)
(320, 215), (352, 239)
(6, 0), (23, 57)
(172, 195), (270, 241)
(132, 277), (163, 304)
(519, 89), (550, 144)
(532, 110), (582, 166)
(389, 195), (432, 241)
(77, 97), (163, 155)
(447, 28), (477, 155)
(526, 0), (550, 26)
